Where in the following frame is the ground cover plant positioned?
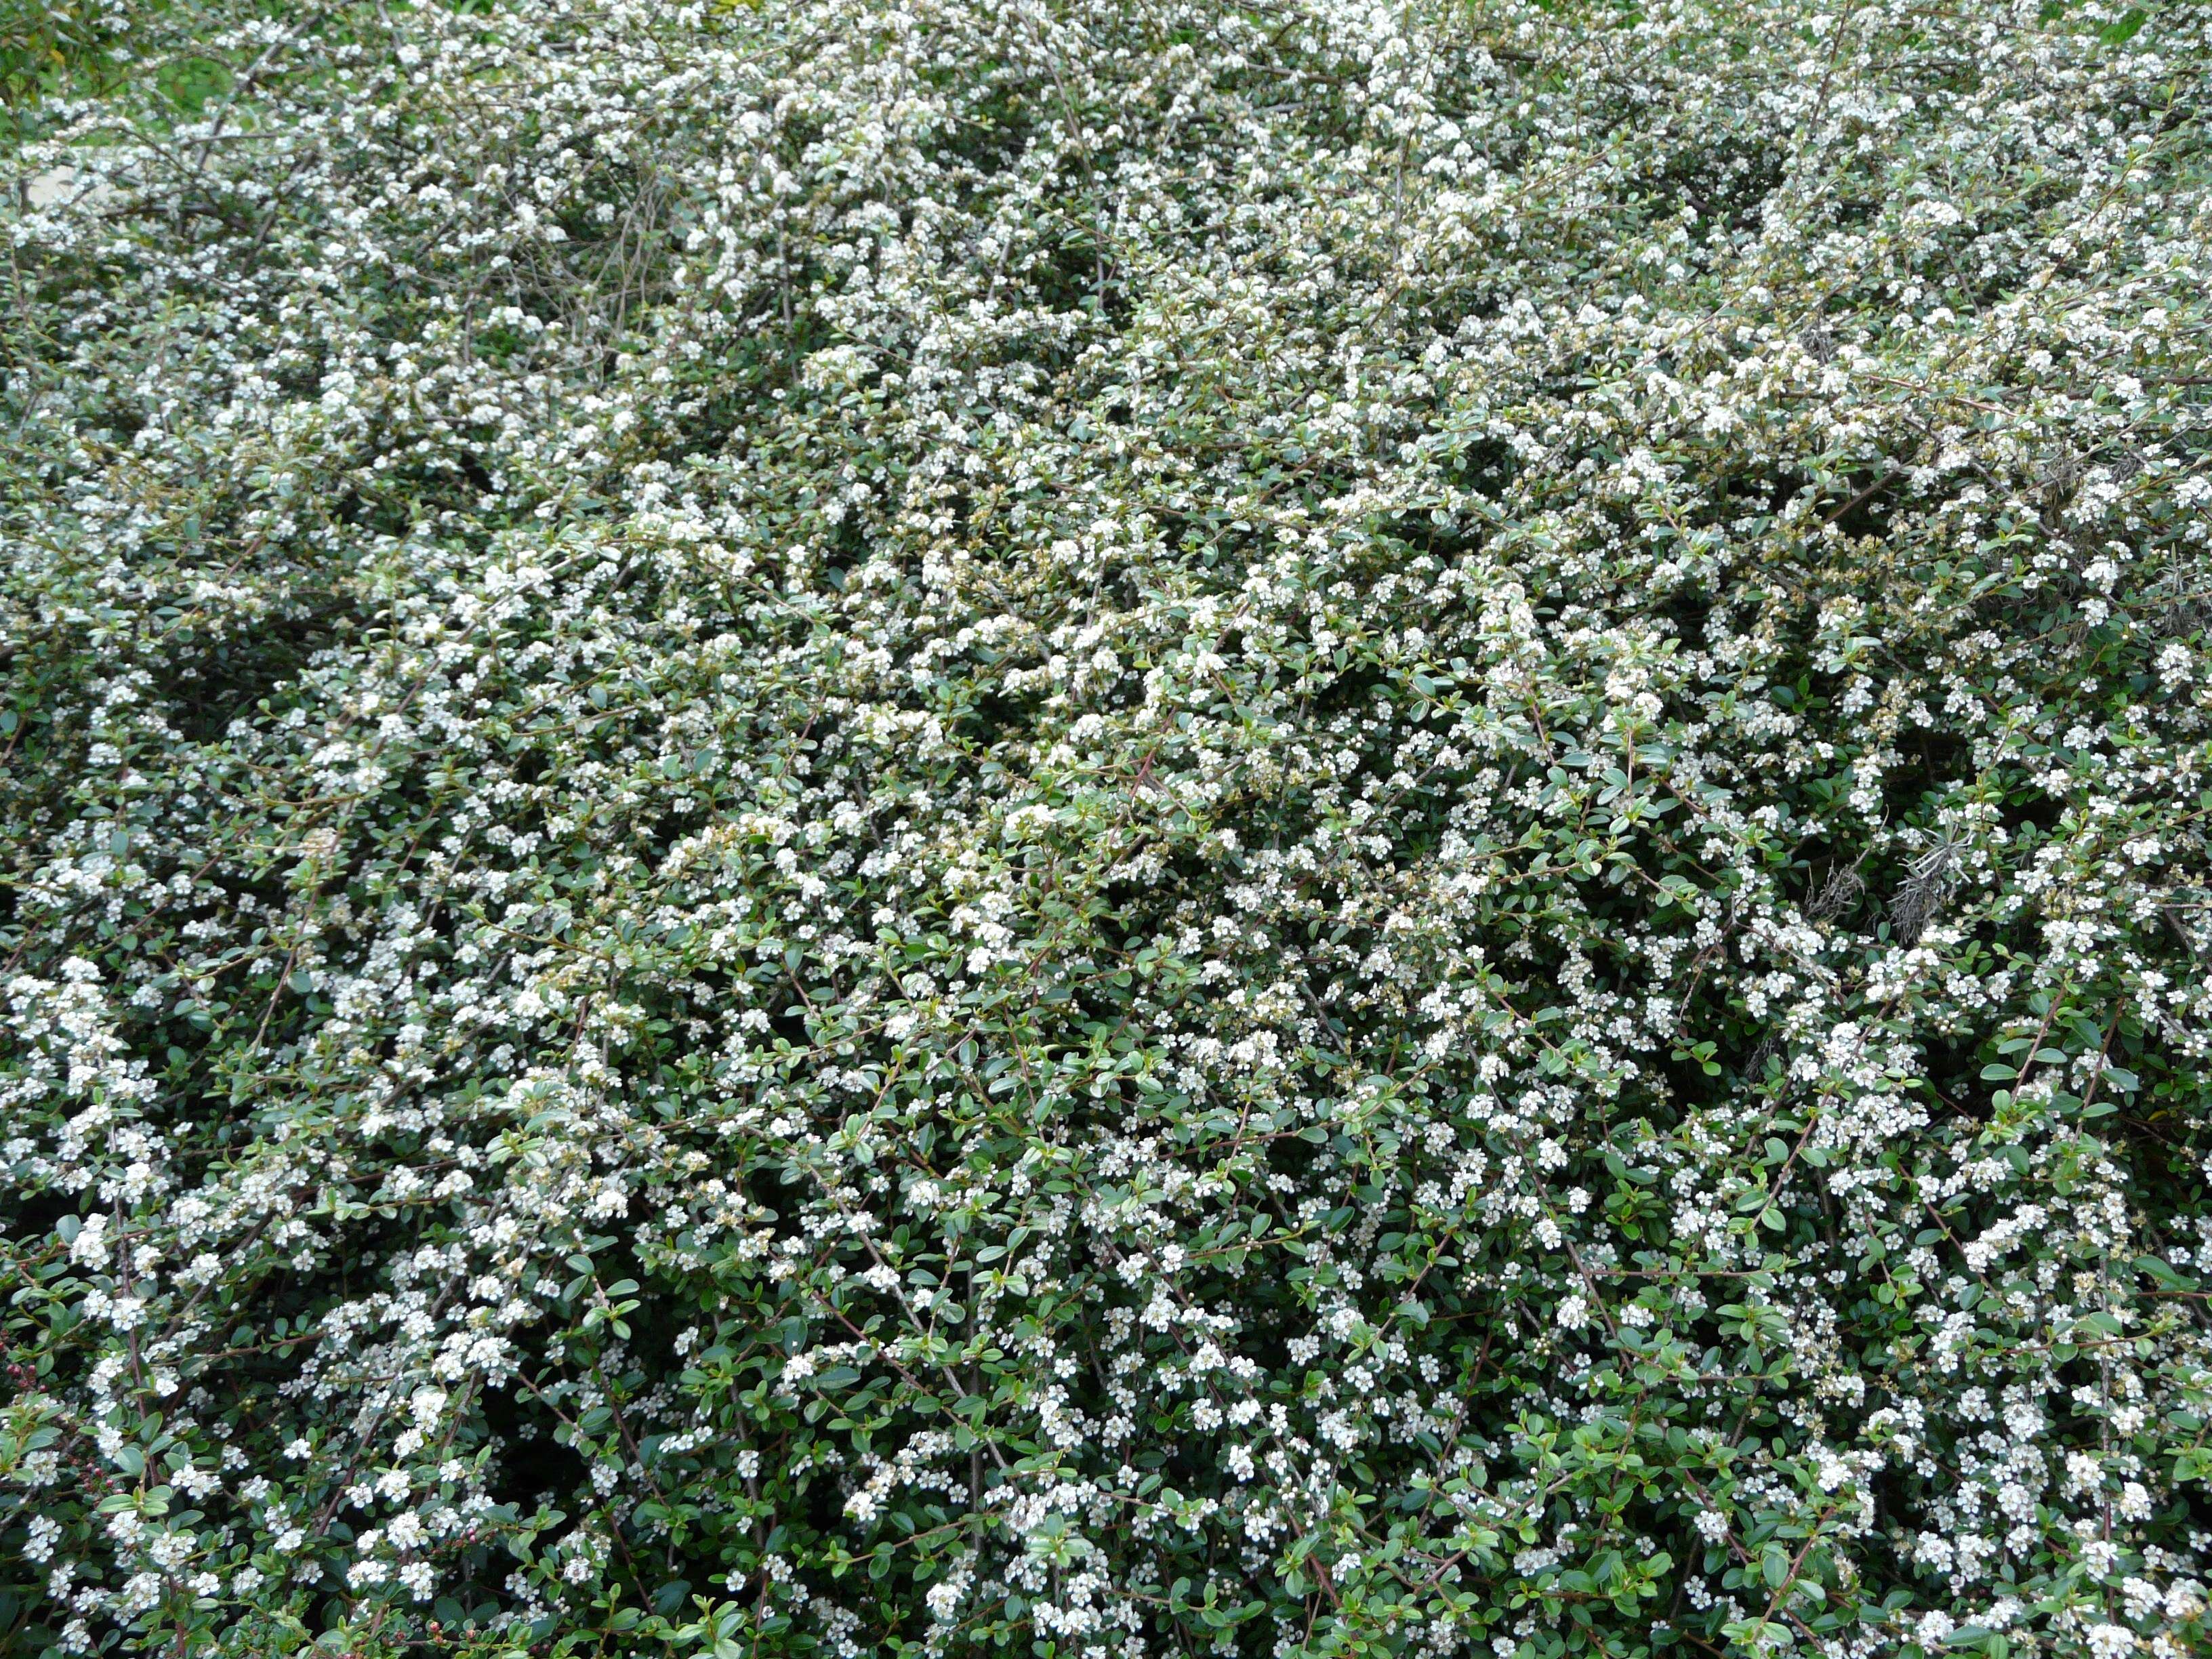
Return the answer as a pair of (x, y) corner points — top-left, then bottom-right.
(3, 0), (2212, 1654)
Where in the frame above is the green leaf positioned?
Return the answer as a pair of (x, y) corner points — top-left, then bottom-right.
(2100, 6), (2147, 43)
(1762, 1546), (1790, 1590)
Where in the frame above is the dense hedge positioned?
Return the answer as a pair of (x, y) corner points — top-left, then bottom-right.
(4, 1), (2211, 1655)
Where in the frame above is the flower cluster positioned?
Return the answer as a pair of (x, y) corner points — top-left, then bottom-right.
(3, 0), (2211, 1656)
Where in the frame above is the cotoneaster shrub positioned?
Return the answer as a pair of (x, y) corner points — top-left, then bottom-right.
(3, 1), (2211, 1655)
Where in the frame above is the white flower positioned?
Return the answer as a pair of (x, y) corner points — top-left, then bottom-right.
(66, 1214), (111, 1270)
(926, 1578), (965, 1621)
(23, 1516), (64, 1568)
